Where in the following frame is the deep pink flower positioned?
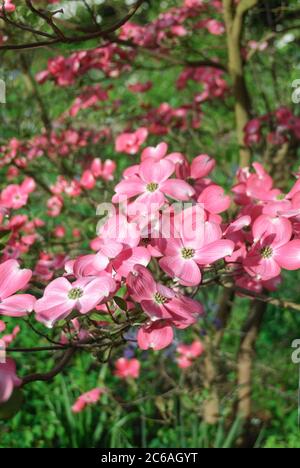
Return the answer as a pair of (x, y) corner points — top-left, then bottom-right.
(198, 184), (231, 214)
(1, 0), (16, 14)
(114, 358), (140, 379)
(159, 209), (234, 286)
(72, 388), (106, 413)
(80, 170), (96, 190)
(1, 185), (28, 210)
(127, 265), (203, 327)
(244, 216), (300, 280)
(115, 128), (148, 155)
(137, 321), (174, 350)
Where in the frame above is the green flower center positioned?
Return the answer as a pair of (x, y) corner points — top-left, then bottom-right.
(68, 287), (84, 300)
(147, 182), (159, 193)
(181, 247), (195, 260)
(260, 246), (273, 259)
(276, 194), (285, 201)
(154, 292), (168, 305)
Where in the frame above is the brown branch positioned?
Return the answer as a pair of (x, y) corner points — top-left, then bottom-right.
(25, 0), (66, 40)
(237, 299), (266, 419)
(20, 54), (52, 131)
(21, 347), (76, 386)
(232, 285), (300, 313)
(0, 0), (145, 51)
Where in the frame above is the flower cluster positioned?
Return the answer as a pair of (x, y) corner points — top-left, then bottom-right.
(244, 107), (300, 147)
(2, 138), (300, 403)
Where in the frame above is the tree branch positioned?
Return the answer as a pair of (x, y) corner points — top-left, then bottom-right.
(0, 0), (145, 51)
(21, 347), (76, 386)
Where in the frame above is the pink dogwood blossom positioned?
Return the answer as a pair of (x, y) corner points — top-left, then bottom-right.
(177, 340), (204, 368)
(114, 358), (140, 379)
(137, 321), (174, 351)
(72, 388), (106, 413)
(113, 158), (195, 209)
(35, 276), (116, 328)
(127, 265), (203, 328)
(0, 260), (35, 317)
(159, 209), (234, 286)
(115, 128), (148, 155)
(0, 359), (21, 404)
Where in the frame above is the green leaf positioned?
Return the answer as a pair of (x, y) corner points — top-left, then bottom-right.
(113, 296), (128, 311)
(0, 231), (11, 246)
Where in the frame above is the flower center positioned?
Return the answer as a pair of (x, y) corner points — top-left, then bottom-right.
(68, 287), (84, 300)
(276, 194), (285, 201)
(154, 292), (168, 304)
(187, 177), (195, 186)
(147, 182), (159, 193)
(181, 247), (195, 259)
(260, 246), (273, 259)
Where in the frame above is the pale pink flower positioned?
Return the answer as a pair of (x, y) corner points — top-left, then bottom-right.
(113, 159), (195, 209)
(35, 276), (116, 328)
(0, 359), (21, 404)
(0, 260), (35, 317)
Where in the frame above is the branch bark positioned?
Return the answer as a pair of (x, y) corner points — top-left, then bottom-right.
(223, 0), (259, 166)
(0, 0), (145, 51)
(21, 347), (77, 386)
(237, 300), (266, 418)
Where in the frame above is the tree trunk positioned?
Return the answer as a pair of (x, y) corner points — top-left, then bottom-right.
(223, 0), (258, 167)
(237, 300), (266, 418)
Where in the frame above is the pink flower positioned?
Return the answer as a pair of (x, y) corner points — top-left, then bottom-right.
(0, 260), (35, 317)
(80, 170), (96, 190)
(47, 196), (63, 217)
(137, 321), (174, 351)
(53, 225), (66, 239)
(0, 359), (21, 404)
(244, 215), (300, 280)
(91, 159), (116, 181)
(113, 159), (195, 209)
(114, 358), (140, 379)
(198, 185), (231, 214)
(1, 0), (16, 14)
(35, 276), (116, 328)
(72, 388), (106, 413)
(176, 340), (204, 368)
(1, 184), (28, 210)
(115, 128), (148, 155)
(127, 265), (203, 327)
(128, 81), (152, 93)
(159, 209), (234, 286)
(0, 323), (20, 346)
